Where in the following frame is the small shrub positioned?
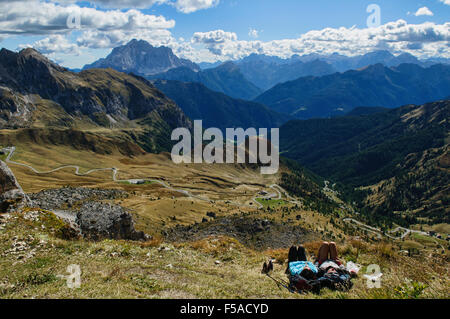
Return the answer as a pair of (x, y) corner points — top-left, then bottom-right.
(140, 236), (163, 248)
(377, 243), (395, 259)
(56, 224), (81, 240)
(394, 281), (427, 299)
(340, 244), (358, 262)
(23, 272), (56, 286)
(130, 275), (163, 293)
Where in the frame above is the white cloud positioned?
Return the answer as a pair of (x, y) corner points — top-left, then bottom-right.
(414, 7), (434, 16)
(23, 35), (81, 55)
(0, 0), (176, 56)
(191, 30), (238, 56)
(439, 0), (450, 6)
(0, 1), (175, 36)
(248, 28), (259, 39)
(187, 20), (450, 62)
(172, 0), (219, 13)
(192, 30), (237, 44)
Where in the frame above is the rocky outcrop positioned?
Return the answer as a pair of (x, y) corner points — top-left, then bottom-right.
(166, 216), (317, 250)
(29, 187), (127, 211)
(75, 202), (147, 241)
(0, 160), (29, 212)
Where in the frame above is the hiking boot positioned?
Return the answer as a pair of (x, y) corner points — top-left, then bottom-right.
(261, 262), (268, 274)
(297, 245), (307, 261)
(288, 246), (298, 263)
(268, 260), (274, 273)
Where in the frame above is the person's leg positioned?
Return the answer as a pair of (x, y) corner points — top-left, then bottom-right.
(297, 245), (307, 261)
(286, 245), (298, 274)
(288, 246), (298, 263)
(329, 242), (338, 261)
(317, 242), (329, 265)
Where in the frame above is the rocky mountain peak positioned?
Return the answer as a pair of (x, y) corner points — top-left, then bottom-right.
(83, 39), (200, 76)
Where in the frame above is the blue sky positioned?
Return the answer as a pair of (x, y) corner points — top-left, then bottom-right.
(154, 0), (450, 40)
(0, 0), (449, 68)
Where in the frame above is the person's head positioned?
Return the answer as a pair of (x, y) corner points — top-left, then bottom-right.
(301, 266), (315, 280)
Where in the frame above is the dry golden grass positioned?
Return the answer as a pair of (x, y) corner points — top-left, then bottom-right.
(1, 211), (448, 299)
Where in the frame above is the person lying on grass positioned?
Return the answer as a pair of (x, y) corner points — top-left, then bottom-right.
(287, 242), (356, 292)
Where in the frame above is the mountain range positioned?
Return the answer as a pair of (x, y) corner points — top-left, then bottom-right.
(288, 50), (449, 71)
(0, 47), (191, 153)
(201, 50), (449, 90)
(148, 62), (263, 100)
(255, 63), (450, 119)
(235, 54), (336, 90)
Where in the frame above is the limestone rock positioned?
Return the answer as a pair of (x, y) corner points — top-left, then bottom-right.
(75, 201), (147, 241)
(0, 160), (29, 213)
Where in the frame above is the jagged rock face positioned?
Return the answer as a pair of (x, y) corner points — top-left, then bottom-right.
(0, 160), (29, 213)
(0, 88), (35, 128)
(0, 49), (179, 119)
(75, 202), (147, 241)
(0, 47), (65, 95)
(83, 39), (200, 76)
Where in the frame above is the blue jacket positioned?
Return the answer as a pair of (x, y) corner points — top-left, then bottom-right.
(289, 261), (318, 276)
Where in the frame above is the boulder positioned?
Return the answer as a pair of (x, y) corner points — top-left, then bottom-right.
(75, 201), (147, 241)
(0, 160), (29, 213)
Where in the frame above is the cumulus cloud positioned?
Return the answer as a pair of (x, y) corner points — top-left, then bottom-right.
(24, 35), (81, 55)
(172, 0), (219, 13)
(248, 28), (259, 39)
(188, 20), (450, 61)
(192, 30), (237, 44)
(0, 1), (175, 36)
(191, 30), (238, 55)
(414, 7), (434, 16)
(439, 0), (450, 6)
(0, 0), (218, 56)
(0, 0), (176, 55)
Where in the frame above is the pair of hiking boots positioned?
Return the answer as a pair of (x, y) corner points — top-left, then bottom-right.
(286, 245), (307, 275)
(261, 260), (274, 274)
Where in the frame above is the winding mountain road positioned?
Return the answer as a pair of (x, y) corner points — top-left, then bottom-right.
(3, 146), (298, 211)
(343, 218), (430, 241)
